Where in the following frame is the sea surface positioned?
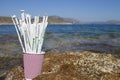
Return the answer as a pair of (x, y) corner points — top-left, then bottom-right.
(0, 24), (120, 53)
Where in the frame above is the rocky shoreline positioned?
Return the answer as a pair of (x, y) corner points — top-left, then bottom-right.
(1, 51), (120, 80)
(0, 35), (120, 80)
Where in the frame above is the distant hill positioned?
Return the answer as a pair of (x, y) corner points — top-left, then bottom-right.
(105, 20), (120, 24)
(48, 16), (79, 24)
(80, 20), (120, 24)
(0, 16), (13, 24)
(0, 16), (120, 24)
(0, 16), (79, 24)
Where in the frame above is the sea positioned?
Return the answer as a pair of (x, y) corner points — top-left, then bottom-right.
(0, 24), (120, 53)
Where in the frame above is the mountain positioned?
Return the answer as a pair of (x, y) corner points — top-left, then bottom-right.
(0, 16), (79, 24)
(0, 16), (13, 24)
(80, 20), (120, 24)
(0, 16), (120, 24)
(48, 16), (79, 24)
(105, 20), (120, 24)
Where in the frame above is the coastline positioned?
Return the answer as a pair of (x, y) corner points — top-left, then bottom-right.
(0, 23), (13, 25)
(0, 23), (73, 25)
(0, 23), (120, 26)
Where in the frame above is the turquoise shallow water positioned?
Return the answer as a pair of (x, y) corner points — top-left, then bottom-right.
(0, 24), (120, 52)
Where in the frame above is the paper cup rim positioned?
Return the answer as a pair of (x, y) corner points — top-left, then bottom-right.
(23, 51), (45, 54)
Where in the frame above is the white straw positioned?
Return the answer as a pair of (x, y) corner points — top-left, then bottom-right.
(12, 16), (25, 52)
(12, 10), (48, 54)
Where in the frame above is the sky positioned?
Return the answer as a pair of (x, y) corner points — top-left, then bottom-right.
(0, 0), (120, 22)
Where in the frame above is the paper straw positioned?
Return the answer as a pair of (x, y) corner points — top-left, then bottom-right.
(12, 11), (48, 54)
(12, 16), (25, 52)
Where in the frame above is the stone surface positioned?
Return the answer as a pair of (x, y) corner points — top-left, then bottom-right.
(4, 51), (120, 80)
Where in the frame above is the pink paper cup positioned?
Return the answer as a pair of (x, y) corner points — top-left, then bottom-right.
(23, 53), (44, 79)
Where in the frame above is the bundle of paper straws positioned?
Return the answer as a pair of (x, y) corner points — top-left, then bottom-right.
(12, 10), (48, 54)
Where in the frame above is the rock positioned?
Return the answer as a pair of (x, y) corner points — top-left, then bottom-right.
(4, 51), (120, 80)
(5, 66), (24, 80)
